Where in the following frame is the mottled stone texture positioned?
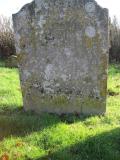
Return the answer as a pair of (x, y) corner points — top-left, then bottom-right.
(13, 0), (109, 115)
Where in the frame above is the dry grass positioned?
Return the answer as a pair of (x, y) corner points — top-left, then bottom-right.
(0, 15), (15, 58)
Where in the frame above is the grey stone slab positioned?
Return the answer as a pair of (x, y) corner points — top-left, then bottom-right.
(13, 0), (109, 115)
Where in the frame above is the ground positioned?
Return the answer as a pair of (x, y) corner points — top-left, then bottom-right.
(0, 61), (120, 160)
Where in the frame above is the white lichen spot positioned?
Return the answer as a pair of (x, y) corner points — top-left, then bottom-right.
(43, 81), (54, 94)
(15, 33), (20, 42)
(85, 2), (95, 13)
(76, 32), (82, 41)
(93, 88), (100, 98)
(64, 48), (72, 57)
(29, 58), (37, 65)
(15, 33), (21, 53)
(33, 84), (39, 88)
(75, 58), (80, 64)
(46, 88), (54, 94)
(39, 30), (44, 35)
(61, 74), (67, 81)
(55, 83), (60, 87)
(38, 15), (46, 28)
(45, 64), (55, 80)
(43, 81), (51, 88)
(23, 70), (31, 79)
(60, 12), (64, 18)
(85, 26), (96, 38)
(35, 0), (48, 11)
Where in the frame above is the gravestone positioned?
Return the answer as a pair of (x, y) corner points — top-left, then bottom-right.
(13, 0), (109, 115)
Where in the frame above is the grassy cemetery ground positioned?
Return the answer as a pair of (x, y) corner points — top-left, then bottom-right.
(0, 61), (120, 160)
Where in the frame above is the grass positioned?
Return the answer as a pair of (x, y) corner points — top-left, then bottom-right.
(0, 61), (120, 160)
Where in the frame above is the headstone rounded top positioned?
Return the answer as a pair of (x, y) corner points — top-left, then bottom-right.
(85, 2), (96, 13)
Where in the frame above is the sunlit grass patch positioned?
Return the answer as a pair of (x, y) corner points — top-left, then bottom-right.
(0, 61), (23, 111)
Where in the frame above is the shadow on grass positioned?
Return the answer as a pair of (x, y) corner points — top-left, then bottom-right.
(109, 63), (120, 75)
(0, 107), (61, 140)
(34, 127), (120, 160)
(0, 105), (95, 140)
(0, 59), (5, 67)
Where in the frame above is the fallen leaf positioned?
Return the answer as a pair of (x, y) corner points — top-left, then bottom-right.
(1, 153), (9, 160)
(16, 141), (24, 147)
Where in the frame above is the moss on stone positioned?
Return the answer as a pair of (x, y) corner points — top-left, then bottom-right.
(100, 79), (107, 98)
(17, 52), (26, 64)
(85, 36), (93, 48)
(51, 95), (69, 106)
(83, 97), (103, 108)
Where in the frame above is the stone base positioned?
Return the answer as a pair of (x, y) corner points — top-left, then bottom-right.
(23, 95), (106, 115)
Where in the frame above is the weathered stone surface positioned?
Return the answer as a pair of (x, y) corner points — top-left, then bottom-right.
(13, 0), (109, 115)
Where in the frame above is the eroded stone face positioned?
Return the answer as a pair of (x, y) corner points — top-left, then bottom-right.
(12, 0), (109, 115)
